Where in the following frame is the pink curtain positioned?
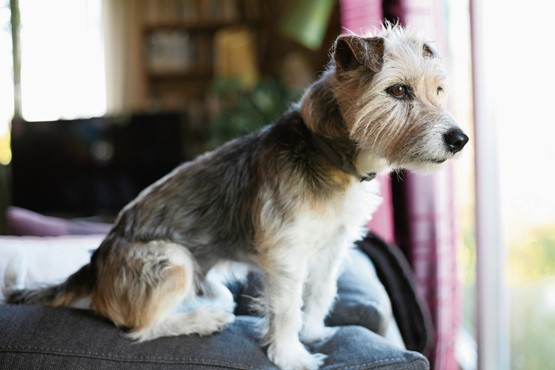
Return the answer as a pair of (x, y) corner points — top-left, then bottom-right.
(340, 1), (462, 369)
(340, 0), (383, 33)
(385, 1), (461, 370)
(393, 170), (461, 370)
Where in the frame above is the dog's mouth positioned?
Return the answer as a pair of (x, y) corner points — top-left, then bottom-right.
(428, 158), (447, 164)
(393, 156), (448, 171)
(407, 155), (448, 165)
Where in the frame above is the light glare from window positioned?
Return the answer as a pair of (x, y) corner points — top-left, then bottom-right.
(19, 0), (106, 121)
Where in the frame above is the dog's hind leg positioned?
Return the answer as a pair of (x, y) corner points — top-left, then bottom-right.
(91, 241), (234, 342)
(179, 271), (236, 315)
(127, 306), (235, 342)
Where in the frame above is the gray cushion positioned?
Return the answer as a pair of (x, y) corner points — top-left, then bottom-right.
(0, 248), (429, 369)
(0, 305), (428, 369)
(328, 248), (393, 336)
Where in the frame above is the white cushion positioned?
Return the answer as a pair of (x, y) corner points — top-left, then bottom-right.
(0, 235), (104, 300)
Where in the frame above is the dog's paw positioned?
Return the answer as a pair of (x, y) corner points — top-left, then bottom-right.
(125, 309), (236, 342)
(268, 341), (326, 370)
(300, 325), (338, 344)
(193, 309), (235, 336)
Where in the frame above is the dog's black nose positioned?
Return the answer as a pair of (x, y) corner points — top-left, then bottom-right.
(443, 128), (469, 153)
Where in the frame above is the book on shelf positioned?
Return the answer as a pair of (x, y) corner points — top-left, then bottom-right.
(146, 30), (196, 73)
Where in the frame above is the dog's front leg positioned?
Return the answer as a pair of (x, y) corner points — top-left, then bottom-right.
(299, 241), (348, 344)
(263, 253), (327, 370)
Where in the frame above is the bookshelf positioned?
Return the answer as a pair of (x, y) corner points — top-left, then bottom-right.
(139, 0), (266, 111)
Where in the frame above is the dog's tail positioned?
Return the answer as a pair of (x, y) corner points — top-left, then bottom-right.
(5, 263), (95, 307)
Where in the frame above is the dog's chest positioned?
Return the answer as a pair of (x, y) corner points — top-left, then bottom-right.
(295, 179), (382, 250)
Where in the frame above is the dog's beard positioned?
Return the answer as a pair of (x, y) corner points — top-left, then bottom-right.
(351, 107), (463, 172)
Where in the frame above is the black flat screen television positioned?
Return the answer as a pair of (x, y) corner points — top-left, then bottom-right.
(10, 112), (190, 218)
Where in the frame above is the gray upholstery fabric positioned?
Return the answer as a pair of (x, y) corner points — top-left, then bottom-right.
(328, 248), (393, 335)
(0, 248), (429, 370)
(0, 306), (428, 370)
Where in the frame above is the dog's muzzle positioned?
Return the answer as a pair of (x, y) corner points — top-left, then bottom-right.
(443, 128), (469, 154)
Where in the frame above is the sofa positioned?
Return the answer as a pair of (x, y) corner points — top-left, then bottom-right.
(0, 208), (430, 369)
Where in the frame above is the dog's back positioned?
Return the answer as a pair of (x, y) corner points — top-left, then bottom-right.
(103, 110), (346, 255)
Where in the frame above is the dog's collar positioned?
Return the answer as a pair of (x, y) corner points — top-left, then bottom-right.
(311, 133), (376, 182)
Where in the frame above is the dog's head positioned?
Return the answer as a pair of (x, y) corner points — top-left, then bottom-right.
(330, 25), (468, 171)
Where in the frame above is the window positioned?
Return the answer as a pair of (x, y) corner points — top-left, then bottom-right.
(488, 4), (555, 369)
(468, 0), (555, 369)
(0, 0), (13, 164)
(18, 0), (105, 121)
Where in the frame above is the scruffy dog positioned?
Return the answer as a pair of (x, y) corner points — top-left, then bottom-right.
(6, 25), (467, 370)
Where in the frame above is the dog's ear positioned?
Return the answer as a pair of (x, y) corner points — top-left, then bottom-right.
(422, 43), (437, 58)
(333, 35), (384, 74)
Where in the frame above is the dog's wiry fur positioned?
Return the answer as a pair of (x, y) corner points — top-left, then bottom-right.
(4, 24), (467, 370)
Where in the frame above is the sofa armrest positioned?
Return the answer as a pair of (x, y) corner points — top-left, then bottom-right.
(0, 304), (428, 370)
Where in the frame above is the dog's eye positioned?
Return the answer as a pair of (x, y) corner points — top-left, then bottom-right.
(387, 84), (409, 99)
(437, 86), (444, 95)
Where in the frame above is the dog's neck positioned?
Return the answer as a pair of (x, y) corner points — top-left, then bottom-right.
(310, 133), (375, 182)
(300, 75), (376, 182)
